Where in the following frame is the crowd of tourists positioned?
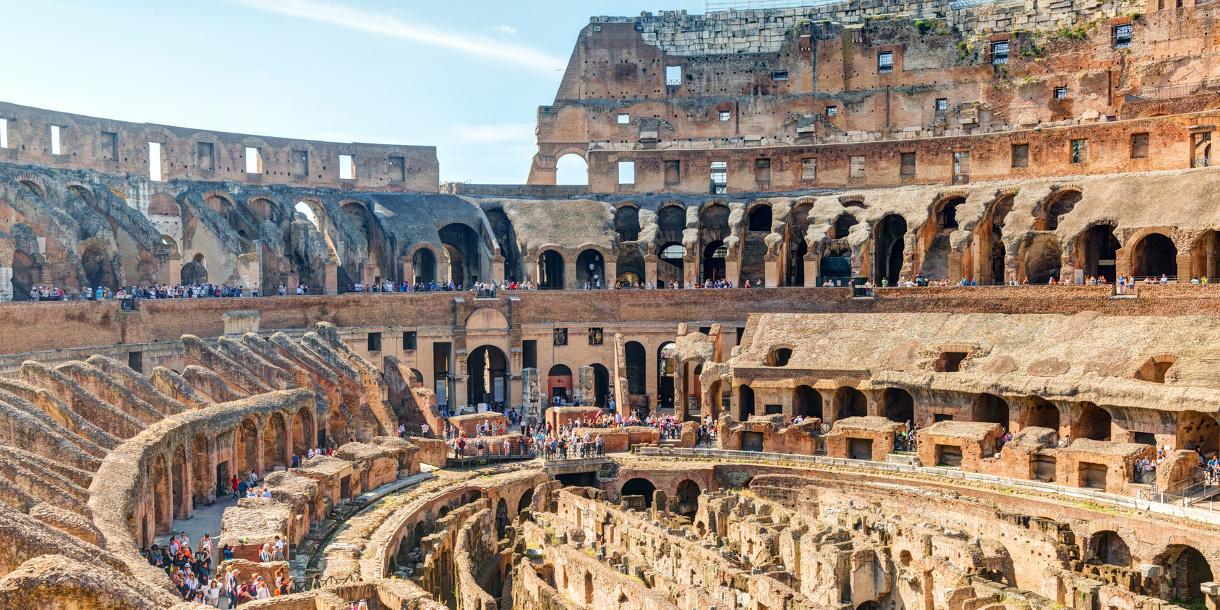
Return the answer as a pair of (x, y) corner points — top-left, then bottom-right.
(344, 279), (537, 293)
(893, 421), (918, 452)
(615, 278), (764, 289)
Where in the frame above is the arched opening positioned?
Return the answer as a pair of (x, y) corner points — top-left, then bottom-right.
(237, 418), (259, 477)
(468, 345), (509, 408)
(517, 489), (534, 514)
(1024, 398), (1061, 432)
(702, 240), (727, 282)
(615, 206), (641, 242)
(625, 341), (646, 396)
(1193, 230), (1220, 281)
(657, 243), (685, 288)
(485, 208), (523, 282)
(738, 385), (756, 420)
(589, 363), (610, 408)
(973, 394), (1010, 428)
(547, 364), (573, 403)
(263, 413), (288, 471)
(882, 388), (914, 424)
(793, 385), (823, 419)
(657, 342), (677, 411)
(616, 245), (644, 287)
(439, 223), (481, 287)
(340, 201), (386, 286)
(1020, 234), (1062, 284)
(676, 479), (701, 516)
(412, 248), (437, 285)
(700, 203), (730, 282)
(766, 347), (792, 367)
(11, 251), (38, 301)
(1176, 411), (1219, 457)
(171, 450), (187, 520)
(1136, 354), (1178, 383)
(539, 250), (565, 289)
(834, 387), (868, 420)
(576, 249), (605, 288)
(1132, 233), (1178, 279)
(820, 243), (853, 286)
(555, 153), (588, 186)
(620, 478), (657, 508)
(294, 201), (321, 229)
(495, 498), (509, 538)
(291, 407), (312, 456)
(80, 242), (118, 291)
(1074, 403), (1112, 441)
(873, 215), (907, 285)
(833, 213), (859, 240)
(978, 195), (1014, 284)
(1077, 224), (1120, 283)
(786, 202), (814, 286)
(1035, 190), (1080, 231)
(748, 204), (772, 232)
(1088, 531), (1132, 567)
(181, 253), (208, 286)
(1156, 545), (1214, 603)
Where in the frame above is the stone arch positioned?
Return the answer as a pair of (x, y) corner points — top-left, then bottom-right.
(620, 478), (657, 507)
(1135, 353), (1178, 383)
(517, 488), (534, 515)
(1034, 188), (1081, 231)
(439, 223), (482, 287)
(547, 364), (573, 403)
(555, 153), (588, 185)
(1087, 530), (1132, 567)
(881, 388), (914, 424)
(1131, 232), (1178, 278)
(785, 200), (815, 286)
(793, 385), (823, 419)
(576, 248), (605, 288)
(657, 242), (685, 288)
(973, 393), (1010, 428)
(11, 250), (40, 300)
(747, 202), (772, 232)
(538, 249), (565, 289)
(1073, 402), (1112, 441)
(873, 214), (907, 285)
(1023, 398), (1061, 432)
(834, 387), (868, 420)
(1154, 545), (1214, 603)
(181, 252), (208, 286)
(410, 244), (438, 284)
(17, 178), (46, 200)
(977, 194), (1015, 284)
(468, 345), (509, 407)
(1176, 410), (1218, 455)
(1019, 234), (1062, 284)
(291, 406), (314, 457)
(614, 204), (641, 242)
(675, 479), (701, 516)
(191, 434), (210, 505)
(485, 207), (523, 282)
(699, 202), (731, 282)
(588, 363), (610, 408)
(495, 498), (509, 538)
(150, 453), (171, 535)
(766, 347), (793, 367)
(616, 244), (644, 286)
(1075, 223), (1120, 282)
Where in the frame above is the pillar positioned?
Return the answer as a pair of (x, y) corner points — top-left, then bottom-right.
(492, 255), (505, 283)
(764, 253), (780, 288)
(524, 255), (539, 286)
(603, 258), (617, 288)
(726, 256), (741, 287)
(401, 255), (414, 285)
(322, 263), (338, 296)
(564, 255), (578, 290)
(644, 254), (658, 287)
(1201, 582), (1218, 610)
(804, 254), (819, 287)
(0, 266), (10, 301)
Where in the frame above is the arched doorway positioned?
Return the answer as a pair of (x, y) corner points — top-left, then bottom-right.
(547, 364), (573, 403)
(1021, 234), (1062, 284)
(834, 387), (868, 420)
(1157, 545), (1214, 603)
(1074, 403), (1112, 441)
(1035, 190), (1080, 231)
(675, 479), (701, 516)
(922, 197), (965, 281)
(589, 363), (610, 408)
(1024, 398), (1061, 432)
(620, 478), (657, 507)
(495, 498), (509, 538)
(700, 203), (730, 282)
(556, 153), (587, 185)
(873, 215), (907, 285)
(738, 385), (755, 420)
(657, 243), (685, 288)
(468, 345), (509, 408)
(786, 202), (814, 286)
(1088, 531), (1131, 567)
(485, 208), (523, 282)
(539, 250), (565, 289)
(1077, 224), (1119, 282)
(11, 251), (38, 300)
(517, 489), (534, 514)
(702, 240), (727, 282)
(1132, 233), (1178, 279)
(973, 394), (1009, 428)
(181, 253), (208, 285)
(793, 385), (823, 419)
(977, 195), (1014, 284)
(625, 341), (646, 396)
(616, 245), (644, 287)
(439, 223), (481, 287)
(615, 206), (641, 242)
(412, 248), (437, 284)
(263, 413), (288, 470)
(576, 249), (605, 288)
(657, 343), (677, 411)
(882, 388), (914, 424)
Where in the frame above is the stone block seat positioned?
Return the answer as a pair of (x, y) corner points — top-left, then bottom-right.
(719, 414), (822, 454)
(545, 406), (605, 430)
(449, 411), (508, 436)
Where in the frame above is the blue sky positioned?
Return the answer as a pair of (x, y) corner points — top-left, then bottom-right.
(5, 0), (704, 184)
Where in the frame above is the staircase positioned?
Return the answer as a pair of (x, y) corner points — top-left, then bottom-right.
(921, 231), (952, 280)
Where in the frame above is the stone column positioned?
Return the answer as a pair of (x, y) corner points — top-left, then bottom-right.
(524, 255), (539, 286)
(1200, 582), (1218, 610)
(603, 257), (616, 288)
(0, 266), (11, 301)
(644, 254), (658, 287)
(764, 252), (780, 288)
(564, 255), (578, 290)
(492, 255), (505, 284)
(401, 255), (414, 285)
(804, 254), (819, 287)
(323, 263), (338, 296)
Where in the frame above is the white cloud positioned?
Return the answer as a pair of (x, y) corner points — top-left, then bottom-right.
(452, 122), (535, 144)
(492, 24), (517, 35)
(235, 0), (565, 73)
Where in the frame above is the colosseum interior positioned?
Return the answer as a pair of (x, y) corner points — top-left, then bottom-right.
(1, 0), (1220, 609)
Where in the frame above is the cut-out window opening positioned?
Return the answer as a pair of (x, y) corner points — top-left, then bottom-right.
(196, 142), (215, 171)
(878, 51), (894, 73)
(935, 351), (968, 372)
(992, 41), (1009, 64)
(826, 106), (838, 117)
(802, 158), (817, 181)
(1012, 144), (1029, 168)
(402, 331), (417, 351)
(148, 142), (163, 181)
(339, 154), (355, 180)
(719, 110), (732, 121)
(617, 160), (635, 185)
(900, 152), (916, 178)
(244, 147), (263, 174)
(50, 125), (62, 155)
(617, 113), (630, 124)
(935, 98), (948, 111)
(710, 161), (728, 194)
(389, 155), (406, 181)
(665, 66), (682, 86)
(1054, 86), (1069, 100)
(767, 347), (793, 367)
(1131, 133), (1149, 158)
(1113, 24), (1132, 48)
(771, 70), (789, 81)
(1070, 139), (1088, 164)
(849, 155), (865, 179)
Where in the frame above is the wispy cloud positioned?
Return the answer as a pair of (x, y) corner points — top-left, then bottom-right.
(452, 122), (535, 144)
(491, 24), (517, 35)
(235, 0), (565, 73)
